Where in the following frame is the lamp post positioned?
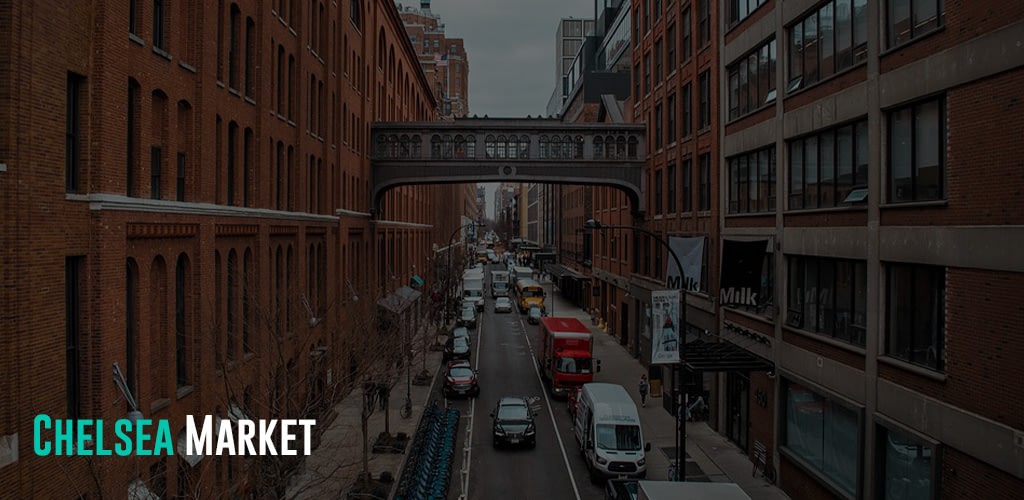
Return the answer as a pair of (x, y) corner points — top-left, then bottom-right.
(583, 218), (688, 482)
(445, 222), (480, 324)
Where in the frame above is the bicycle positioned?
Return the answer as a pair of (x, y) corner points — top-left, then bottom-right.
(399, 396), (413, 419)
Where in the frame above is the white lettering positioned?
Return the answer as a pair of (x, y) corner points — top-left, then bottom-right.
(298, 420), (315, 455)
(215, 420), (235, 455)
(258, 419), (278, 455)
(237, 420), (256, 455)
(186, 415), (213, 456)
(280, 420), (296, 455)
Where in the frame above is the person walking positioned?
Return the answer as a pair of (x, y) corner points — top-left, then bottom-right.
(638, 375), (649, 407)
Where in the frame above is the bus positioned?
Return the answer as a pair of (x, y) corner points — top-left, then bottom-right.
(514, 278), (545, 313)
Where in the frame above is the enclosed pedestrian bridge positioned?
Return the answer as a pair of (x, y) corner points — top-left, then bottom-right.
(370, 117), (646, 215)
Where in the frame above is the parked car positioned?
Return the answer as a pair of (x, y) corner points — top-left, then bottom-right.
(457, 304), (478, 329)
(443, 360), (480, 398)
(490, 396), (537, 449)
(527, 305), (543, 324)
(450, 326), (470, 342)
(494, 296), (513, 313)
(443, 336), (471, 362)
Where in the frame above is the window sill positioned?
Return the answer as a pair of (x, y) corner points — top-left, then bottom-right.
(244, 96), (256, 106)
(778, 446), (858, 500)
(725, 210), (777, 218)
(880, 199), (947, 210)
(176, 385), (195, 400)
(228, 87), (241, 97)
(782, 325), (867, 355)
(723, 306), (776, 326)
(178, 61), (196, 73)
(150, 398), (171, 414)
(783, 204), (868, 215)
(784, 60), (866, 100)
(726, 100), (776, 125)
(878, 355), (946, 382)
(129, 33), (145, 47)
(152, 47), (172, 61)
(216, 80), (225, 89)
(880, 25), (946, 58)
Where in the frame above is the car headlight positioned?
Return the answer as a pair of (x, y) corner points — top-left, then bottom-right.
(525, 424), (536, 435)
(494, 428), (505, 436)
(596, 456), (608, 465)
(638, 458), (645, 466)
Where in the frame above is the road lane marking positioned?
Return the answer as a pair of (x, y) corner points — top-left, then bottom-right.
(457, 309), (485, 500)
(521, 316), (583, 500)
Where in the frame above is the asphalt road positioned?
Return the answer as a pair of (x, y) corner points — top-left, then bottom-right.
(434, 263), (609, 500)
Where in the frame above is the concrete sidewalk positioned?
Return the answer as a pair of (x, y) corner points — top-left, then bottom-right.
(540, 277), (790, 500)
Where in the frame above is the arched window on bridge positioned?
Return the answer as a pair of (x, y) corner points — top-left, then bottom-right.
(411, 136), (422, 158)
(605, 135), (616, 159)
(539, 135), (549, 159)
(442, 135), (453, 159)
(388, 135), (399, 158)
(507, 135), (518, 159)
(375, 134), (387, 158)
(616, 136), (627, 159)
(465, 135), (476, 158)
(594, 136), (604, 159)
(496, 135), (507, 159)
(518, 135), (529, 159)
(574, 135), (585, 159)
(628, 136), (639, 158)
(430, 135), (441, 159)
(561, 135), (574, 159)
(454, 135), (466, 158)
(485, 135), (496, 159)
(399, 135), (411, 158)
(550, 136), (562, 159)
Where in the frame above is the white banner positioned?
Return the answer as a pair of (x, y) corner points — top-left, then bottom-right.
(666, 237), (705, 292)
(650, 290), (681, 365)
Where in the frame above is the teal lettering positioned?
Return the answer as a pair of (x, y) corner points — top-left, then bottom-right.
(94, 420), (111, 456)
(135, 419), (152, 456)
(76, 419), (93, 456)
(33, 414), (52, 456)
(153, 420), (173, 456)
(114, 419), (132, 456)
(54, 419), (74, 455)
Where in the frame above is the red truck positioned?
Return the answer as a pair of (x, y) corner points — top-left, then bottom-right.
(536, 317), (599, 397)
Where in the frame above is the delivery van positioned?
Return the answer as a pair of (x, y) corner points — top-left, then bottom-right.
(574, 383), (650, 483)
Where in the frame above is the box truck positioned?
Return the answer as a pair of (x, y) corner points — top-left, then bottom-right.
(536, 317), (598, 397)
(490, 270), (510, 298)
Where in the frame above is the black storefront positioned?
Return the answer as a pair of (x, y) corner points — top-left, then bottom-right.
(543, 263), (590, 309)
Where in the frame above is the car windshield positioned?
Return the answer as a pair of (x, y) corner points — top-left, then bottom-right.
(465, 290), (482, 297)
(448, 366), (473, 378)
(493, 283), (507, 290)
(452, 327), (469, 339)
(528, 308), (542, 317)
(520, 288), (543, 297)
(452, 338), (469, 349)
(497, 404), (530, 422)
(496, 298), (511, 305)
(461, 309), (474, 318)
(595, 424), (642, 451)
(555, 357), (593, 374)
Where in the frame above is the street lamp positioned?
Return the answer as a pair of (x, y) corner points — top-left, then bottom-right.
(445, 222), (481, 323)
(583, 218), (688, 482)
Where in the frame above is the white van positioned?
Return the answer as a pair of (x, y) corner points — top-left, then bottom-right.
(574, 383), (650, 483)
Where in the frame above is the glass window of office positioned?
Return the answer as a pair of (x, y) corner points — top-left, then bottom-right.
(888, 0), (943, 47)
(783, 380), (861, 497)
(727, 38), (776, 120)
(726, 0), (769, 28)
(888, 96), (944, 203)
(787, 256), (867, 347)
(877, 424), (937, 500)
(788, 118), (869, 209)
(728, 145), (776, 214)
(789, 0), (867, 93)
(886, 263), (945, 372)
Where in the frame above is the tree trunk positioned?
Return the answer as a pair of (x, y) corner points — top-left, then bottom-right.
(383, 388), (391, 435)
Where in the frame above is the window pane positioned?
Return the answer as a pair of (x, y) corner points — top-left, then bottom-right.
(819, 3), (834, 79)
(913, 0), (940, 36)
(914, 100), (942, 200)
(890, 108), (913, 202)
(835, 0), (853, 68)
(803, 258), (818, 331)
(855, 120), (869, 186)
(824, 400), (859, 495)
(820, 131), (835, 207)
(730, 158), (740, 213)
(889, 0), (911, 47)
(758, 149), (769, 212)
(834, 260), (853, 342)
(881, 426), (934, 500)
(817, 259), (834, 335)
(804, 136), (818, 209)
(837, 125), (854, 201)
(803, 14), (819, 84)
(887, 265), (915, 361)
(790, 140), (804, 209)
(790, 22), (804, 89)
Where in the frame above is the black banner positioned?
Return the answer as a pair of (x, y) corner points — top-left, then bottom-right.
(719, 239), (768, 307)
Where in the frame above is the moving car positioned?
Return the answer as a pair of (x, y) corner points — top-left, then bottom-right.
(457, 304), (478, 329)
(443, 360), (480, 398)
(494, 296), (513, 313)
(443, 336), (471, 362)
(574, 383), (650, 482)
(527, 305), (543, 325)
(490, 396), (537, 449)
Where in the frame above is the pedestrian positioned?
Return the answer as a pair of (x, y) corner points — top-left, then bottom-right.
(638, 375), (649, 407)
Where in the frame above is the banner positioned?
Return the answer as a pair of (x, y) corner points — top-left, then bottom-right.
(719, 239), (768, 307)
(666, 236), (705, 292)
(650, 290), (681, 365)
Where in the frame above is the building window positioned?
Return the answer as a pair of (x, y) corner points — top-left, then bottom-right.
(888, 96), (944, 203)
(877, 425), (937, 499)
(654, 169), (663, 215)
(226, 250), (237, 361)
(666, 23), (676, 70)
(782, 380), (860, 497)
(350, 0), (361, 30)
(245, 17), (255, 97)
(788, 118), (868, 209)
(698, 0), (710, 46)
(175, 254), (190, 388)
(654, 104), (663, 150)
(682, 158), (692, 211)
(66, 256), (84, 419)
(654, 38), (662, 82)
(227, 122), (237, 205)
(787, 256), (867, 346)
(886, 264), (945, 371)
(643, 52), (651, 94)
(728, 38), (776, 120)
(682, 7), (692, 60)
(176, 152), (186, 201)
(126, 259), (139, 406)
(698, 71), (710, 129)
(153, 0), (166, 50)
(127, 79), (140, 197)
(216, 1), (224, 81)
(728, 145), (776, 214)
(667, 93), (676, 143)
(727, 0), (769, 28)
(667, 163), (676, 213)
(129, 0), (141, 35)
(150, 146), (162, 199)
(634, 62), (641, 98)
(888, 0), (942, 47)
(698, 153), (711, 210)
(66, 72), (84, 193)
(682, 83), (692, 137)
(789, 0), (868, 93)
(228, 5), (240, 90)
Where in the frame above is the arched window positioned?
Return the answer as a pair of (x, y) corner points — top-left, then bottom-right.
(150, 256), (168, 400)
(243, 248), (253, 354)
(616, 136), (627, 159)
(496, 135), (507, 159)
(550, 136), (562, 159)
(175, 253), (190, 388)
(442, 135), (454, 159)
(126, 258), (140, 405)
(375, 134), (387, 157)
(454, 135), (465, 159)
(430, 135), (441, 159)
(539, 135), (549, 159)
(411, 135), (422, 157)
(226, 250), (237, 361)
(388, 134), (399, 158)
(465, 135), (476, 158)
(507, 136), (518, 159)
(627, 136), (639, 158)
(594, 136), (605, 159)
(485, 135), (496, 159)
(377, 28), (385, 70)
(399, 135), (411, 158)
(605, 135), (616, 159)
(574, 135), (585, 159)
(519, 135), (530, 159)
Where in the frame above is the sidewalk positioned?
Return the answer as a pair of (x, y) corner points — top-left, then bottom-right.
(288, 325), (446, 499)
(540, 277), (790, 500)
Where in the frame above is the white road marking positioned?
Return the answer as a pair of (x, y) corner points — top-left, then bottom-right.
(520, 315), (583, 500)
(457, 310), (485, 500)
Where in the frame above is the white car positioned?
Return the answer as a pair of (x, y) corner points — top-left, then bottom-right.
(494, 297), (514, 313)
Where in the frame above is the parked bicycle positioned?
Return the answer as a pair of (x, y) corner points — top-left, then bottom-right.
(400, 395), (413, 419)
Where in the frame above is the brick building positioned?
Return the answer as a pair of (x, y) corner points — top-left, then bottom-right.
(397, 0), (470, 119)
(721, 0), (1024, 498)
(0, 0), (462, 497)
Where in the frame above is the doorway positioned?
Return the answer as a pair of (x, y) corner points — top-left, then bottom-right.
(726, 371), (750, 451)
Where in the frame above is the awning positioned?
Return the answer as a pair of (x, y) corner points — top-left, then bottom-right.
(545, 263), (589, 280)
(377, 285), (423, 315)
(682, 339), (774, 372)
(410, 275), (425, 288)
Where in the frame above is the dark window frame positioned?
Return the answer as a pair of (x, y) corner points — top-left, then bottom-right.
(66, 72), (84, 193)
(786, 255), (867, 347)
(698, 71), (711, 129)
(698, 153), (711, 210)
(885, 263), (945, 372)
(887, 96), (945, 203)
(682, 158), (693, 212)
(788, 118), (869, 210)
(728, 145), (777, 214)
(153, 0), (166, 50)
(150, 146), (162, 199)
(788, 0), (868, 93)
(887, 0), (944, 48)
(698, 0), (710, 46)
(727, 38), (777, 120)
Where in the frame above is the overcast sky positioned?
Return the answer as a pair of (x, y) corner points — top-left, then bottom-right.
(410, 0), (595, 216)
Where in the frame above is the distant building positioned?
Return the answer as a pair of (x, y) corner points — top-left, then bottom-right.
(397, 1), (470, 119)
(545, 17), (596, 117)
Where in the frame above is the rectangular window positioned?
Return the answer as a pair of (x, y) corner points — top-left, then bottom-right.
(888, 96), (944, 203)
(727, 0), (769, 27)
(698, 0), (710, 46)
(229, 7), (240, 90)
(129, 0), (140, 35)
(150, 146), (162, 199)
(783, 380), (861, 497)
(682, 83), (692, 137)
(654, 39), (663, 83)
(666, 24), (676, 70)
(728, 145), (776, 214)
(654, 104), (663, 149)
(245, 19), (255, 97)
(727, 38), (776, 120)
(153, 0), (166, 50)
(698, 153), (711, 210)
(644, 53), (651, 94)
(786, 256), (867, 346)
(888, 0), (942, 47)
(698, 71), (710, 129)
(667, 163), (676, 213)
(667, 93), (676, 143)
(682, 159), (693, 211)
(682, 8), (692, 60)
(66, 256), (84, 419)
(176, 152), (186, 201)
(654, 170), (663, 215)
(789, 0), (868, 93)
(877, 425), (937, 499)
(66, 72), (84, 193)
(886, 263), (945, 371)
(634, 62), (642, 98)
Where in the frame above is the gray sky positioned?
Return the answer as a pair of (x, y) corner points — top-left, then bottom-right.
(416, 0), (595, 217)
